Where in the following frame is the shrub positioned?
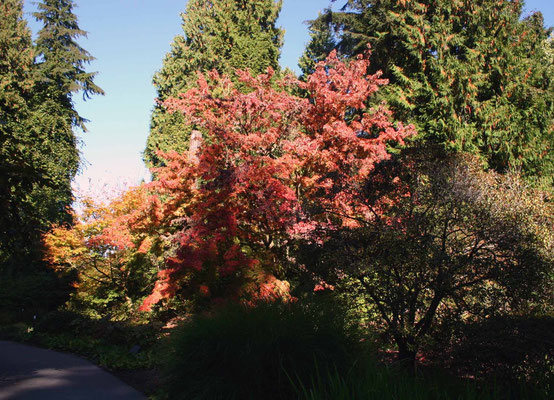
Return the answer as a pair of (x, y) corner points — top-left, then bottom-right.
(434, 315), (554, 396)
(34, 309), (86, 334)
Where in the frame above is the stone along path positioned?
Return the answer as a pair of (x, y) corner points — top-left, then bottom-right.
(0, 341), (145, 400)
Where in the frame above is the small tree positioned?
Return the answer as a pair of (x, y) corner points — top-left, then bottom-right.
(139, 51), (414, 310)
(301, 148), (554, 364)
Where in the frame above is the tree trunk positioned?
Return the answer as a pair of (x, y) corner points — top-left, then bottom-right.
(397, 338), (417, 370)
(188, 130), (202, 165)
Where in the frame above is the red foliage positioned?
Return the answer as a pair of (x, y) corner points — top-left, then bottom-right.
(139, 50), (415, 310)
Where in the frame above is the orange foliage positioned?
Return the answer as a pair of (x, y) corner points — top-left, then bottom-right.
(43, 185), (165, 312)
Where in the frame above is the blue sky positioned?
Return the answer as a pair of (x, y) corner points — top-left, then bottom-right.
(21, 0), (553, 199)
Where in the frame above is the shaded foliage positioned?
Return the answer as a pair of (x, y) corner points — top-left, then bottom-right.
(298, 147), (554, 363)
(431, 315), (554, 393)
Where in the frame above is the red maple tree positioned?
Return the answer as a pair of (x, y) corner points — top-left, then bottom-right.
(140, 50), (415, 310)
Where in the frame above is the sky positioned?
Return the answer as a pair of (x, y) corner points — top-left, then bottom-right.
(22, 0), (554, 201)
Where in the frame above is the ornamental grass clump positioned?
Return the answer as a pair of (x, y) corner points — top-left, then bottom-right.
(162, 298), (364, 400)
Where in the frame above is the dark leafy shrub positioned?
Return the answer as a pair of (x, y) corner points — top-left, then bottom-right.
(162, 297), (364, 400)
(35, 309), (88, 334)
(0, 270), (74, 321)
(36, 307), (159, 346)
(0, 322), (31, 341)
(298, 148), (554, 364)
(33, 310), (161, 371)
(87, 319), (159, 348)
(431, 315), (554, 397)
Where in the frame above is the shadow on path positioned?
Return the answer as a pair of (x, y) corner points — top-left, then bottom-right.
(0, 340), (145, 400)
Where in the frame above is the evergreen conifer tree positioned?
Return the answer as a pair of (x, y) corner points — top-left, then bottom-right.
(0, 0), (73, 314)
(33, 0), (104, 131)
(0, 0), (43, 268)
(1, 0), (103, 304)
(31, 0), (104, 228)
(301, 0), (554, 186)
(144, 0), (284, 168)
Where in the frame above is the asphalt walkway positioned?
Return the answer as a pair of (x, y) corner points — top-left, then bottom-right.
(0, 341), (146, 400)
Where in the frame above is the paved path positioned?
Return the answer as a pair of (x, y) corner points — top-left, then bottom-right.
(0, 341), (146, 400)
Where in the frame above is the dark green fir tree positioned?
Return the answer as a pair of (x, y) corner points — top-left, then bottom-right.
(0, 0), (65, 314)
(0, 0), (42, 268)
(144, 0), (284, 168)
(33, 0), (104, 129)
(31, 0), (104, 227)
(302, 0), (554, 186)
(0, 0), (103, 316)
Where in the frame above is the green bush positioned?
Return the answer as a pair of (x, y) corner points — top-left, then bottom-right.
(0, 322), (32, 341)
(35, 309), (87, 334)
(35, 332), (156, 370)
(0, 270), (74, 321)
(162, 297), (364, 400)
